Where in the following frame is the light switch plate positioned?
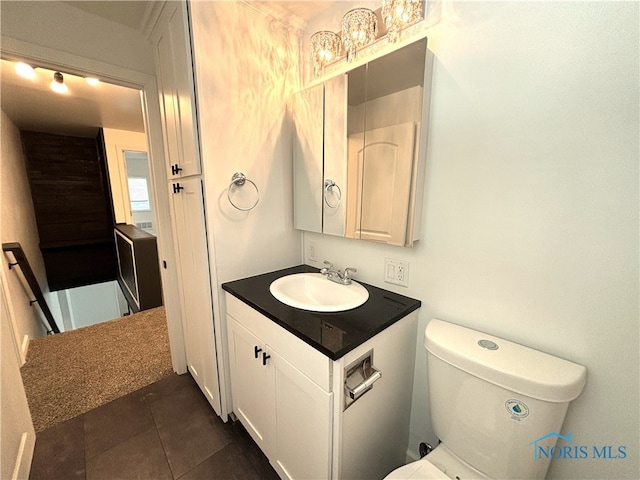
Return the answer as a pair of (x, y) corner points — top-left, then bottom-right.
(384, 258), (409, 287)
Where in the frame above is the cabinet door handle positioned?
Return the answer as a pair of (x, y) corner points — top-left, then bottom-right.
(172, 183), (184, 194)
(254, 346), (262, 359)
(262, 352), (271, 366)
(171, 164), (183, 175)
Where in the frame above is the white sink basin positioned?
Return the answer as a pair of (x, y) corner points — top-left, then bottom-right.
(269, 273), (369, 312)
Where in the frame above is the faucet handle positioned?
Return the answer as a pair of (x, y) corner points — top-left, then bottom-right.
(320, 260), (333, 275)
(343, 267), (357, 279)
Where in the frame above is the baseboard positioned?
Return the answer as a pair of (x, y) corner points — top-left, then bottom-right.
(405, 447), (420, 463)
(21, 334), (29, 361)
(12, 431), (35, 480)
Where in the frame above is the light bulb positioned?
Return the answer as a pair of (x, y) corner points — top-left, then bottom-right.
(85, 77), (99, 86)
(15, 62), (35, 79)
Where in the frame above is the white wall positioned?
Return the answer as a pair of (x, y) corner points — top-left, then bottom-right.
(303, 2), (639, 479)
(189, 0), (303, 412)
(0, 110), (49, 355)
(190, 2), (302, 282)
(0, 1), (155, 76)
(1, 278), (35, 480)
(58, 280), (128, 330)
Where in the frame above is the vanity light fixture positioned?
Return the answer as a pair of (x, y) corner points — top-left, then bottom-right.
(381, 0), (423, 42)
(50, 71), (68, 94)
(341, 7), (378, 61)
(15, 62), (35, 79)
(310, 30), (342, 77)
(85, 77), (100, 86)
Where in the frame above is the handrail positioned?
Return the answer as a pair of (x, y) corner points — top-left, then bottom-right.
(2, 242), (60, 334)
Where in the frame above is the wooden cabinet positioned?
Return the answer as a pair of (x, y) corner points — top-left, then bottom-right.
(113, 224), (162, 312)
(227, 295), (333, 480)
(170, 177), (220, 413)
(150, 1), (221, 415)
(229, 321), (273, 454)
(225, 291), (419, 480)
(151, 1), (201, 179)
(271, 350), (333, 480)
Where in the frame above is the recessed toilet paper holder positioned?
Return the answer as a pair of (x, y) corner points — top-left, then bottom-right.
(344, 349), (382, 410)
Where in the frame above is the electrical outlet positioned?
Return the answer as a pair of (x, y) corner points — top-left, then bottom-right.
(384, 258), (409, 287)
(308, 241), (317, 261)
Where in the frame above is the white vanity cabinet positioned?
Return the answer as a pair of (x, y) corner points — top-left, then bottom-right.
(224, 277), (420, 480)
(227, 294), (333, 480)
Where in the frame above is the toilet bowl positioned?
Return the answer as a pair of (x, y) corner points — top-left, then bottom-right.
(386, 444), (488, 480)
(384, 458), (444, 479)
(385, 319), (586, 480)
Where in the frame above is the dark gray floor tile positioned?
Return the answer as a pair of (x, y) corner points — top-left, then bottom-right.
(178, 442), (264, 480)
(85, 427), (171, 480)
(156, 408), (234, 479)
(140, 373), (195, 405)
(146, 374), (213, 429)
(225, 421), (280, 480)
(29, 415), (85, 480)
(84, 388), (154, 459)
(147, 373), (236, 476)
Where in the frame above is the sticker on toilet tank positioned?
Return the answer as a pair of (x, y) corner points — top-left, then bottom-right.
(505, 399), (529, 420)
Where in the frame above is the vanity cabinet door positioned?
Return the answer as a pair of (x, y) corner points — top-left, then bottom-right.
(270, 350), (333, 480)
(229, 321), (275, 457)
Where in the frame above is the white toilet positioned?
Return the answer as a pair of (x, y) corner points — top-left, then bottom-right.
(386, 319), (587, 480)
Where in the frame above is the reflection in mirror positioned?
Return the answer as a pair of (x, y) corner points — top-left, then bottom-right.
(292, 37), (431, 248)
(323, 74), (348, 237)
(293, 84), (324, 233)
(346, 38), (427, 246)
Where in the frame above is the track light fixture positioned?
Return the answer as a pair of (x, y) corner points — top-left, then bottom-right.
(50, 71), (68, 94)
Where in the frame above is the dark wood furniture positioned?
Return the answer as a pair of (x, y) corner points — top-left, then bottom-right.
(20, 130), (116, 291)
(114, 224), (163, 313)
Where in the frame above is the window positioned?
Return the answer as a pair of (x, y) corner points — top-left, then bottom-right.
(128, 177), (150, 211)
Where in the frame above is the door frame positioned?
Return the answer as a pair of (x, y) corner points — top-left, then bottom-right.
(0, 35), (188, 373)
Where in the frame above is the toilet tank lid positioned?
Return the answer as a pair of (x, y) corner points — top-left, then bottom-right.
(424, 319), (586, 402)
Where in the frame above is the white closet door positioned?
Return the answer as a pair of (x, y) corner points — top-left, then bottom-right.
(170, 177), (220, 414)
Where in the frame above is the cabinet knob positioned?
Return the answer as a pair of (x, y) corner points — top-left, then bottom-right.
(262, 352), (271, 366)
(254, 346), (262, 359)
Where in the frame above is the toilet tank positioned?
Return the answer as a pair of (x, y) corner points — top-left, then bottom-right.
(424, 319), (586, 479)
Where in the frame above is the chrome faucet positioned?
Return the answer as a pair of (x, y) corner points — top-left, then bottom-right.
(320, 260), (357, 285)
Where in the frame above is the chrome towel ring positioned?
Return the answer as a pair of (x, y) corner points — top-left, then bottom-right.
(228, 172), (259, 211)
(324, 179), (342, 208)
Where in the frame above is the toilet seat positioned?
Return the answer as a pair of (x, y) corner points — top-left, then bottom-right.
(384, 458), (448, 479)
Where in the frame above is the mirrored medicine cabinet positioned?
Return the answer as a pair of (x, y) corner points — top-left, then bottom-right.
(292, 37), (432, 247)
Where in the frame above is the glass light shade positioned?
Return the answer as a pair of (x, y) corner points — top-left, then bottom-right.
(310, 30), (342, 77)
(341, 8), (378, 61)
(382, 0), (423, 42)
(85, 77), (100, 86)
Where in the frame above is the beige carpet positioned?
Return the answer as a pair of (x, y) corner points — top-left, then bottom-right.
(21, 306), (173, 432)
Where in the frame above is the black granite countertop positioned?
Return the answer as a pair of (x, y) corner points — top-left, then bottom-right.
(221, 265), (421, 360)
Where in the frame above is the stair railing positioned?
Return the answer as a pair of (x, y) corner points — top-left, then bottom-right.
(2, 242), (60, 334)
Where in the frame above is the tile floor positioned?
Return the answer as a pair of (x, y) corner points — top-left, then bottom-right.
(29, 373), (280, 480)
